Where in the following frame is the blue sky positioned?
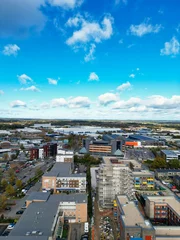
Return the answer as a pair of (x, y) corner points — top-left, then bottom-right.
(0, 0), (180, 120)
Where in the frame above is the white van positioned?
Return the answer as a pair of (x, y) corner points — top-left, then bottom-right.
(84, 222), (89, 233)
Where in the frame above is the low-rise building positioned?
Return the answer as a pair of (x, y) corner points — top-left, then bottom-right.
(155, 169), (180, 179)
(145, 196), (180, 225)
(56, 149), (74, 163)
(4, 193), (87, 240)
(161, 150), (180, 161)
(116, 195), (155, 240)
(115, 195), (180, 240)
(42, 163), (86, 193)
(173, 175), (180, 188)
(133, 171), (155, 190)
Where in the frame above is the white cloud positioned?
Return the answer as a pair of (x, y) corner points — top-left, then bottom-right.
(68, 96), (90, 108)
(136, 68), (140, 71)
(127, 43), (135, 48)
(0, 90), (4, 95)
(84, 43), (96, 62)
(40, 102), (50, 109)
(17, 74), (33, 84)
(129, 105), (147, 112)
(119, 39), (123, 44)
(146, 95), (180, 109)
(98, 93), (119, 106)
(129, 22), (162, 37)
(176, 24), (180, 33)
(0, 0), (46, 37)
(160, 37), (180, 56)
(10, 100), (26, 108)
(20, 85), (40, 92)
(66, 15), (113, 45)
(117, 81), (131, 91)
(88, 72), (99, 81)
(115, 0), (127, 5)
(112, 97), (141, 109)
(129, 73), (135, 78)
(158, 9), (164, 14)
(51, 98), (67, 107)
(48, 0), (83, 9)
(48, 78), (58, 85)
(2, 44), (20, 56)
(66, 14), (83, 27)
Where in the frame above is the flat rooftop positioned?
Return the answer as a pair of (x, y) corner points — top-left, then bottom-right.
(9, 201), (60, 238)
(154, 226), (180, 237)
(117, 195), (152, 229)
(102, 157), (141, 168)
(133, 171), (154, 177)
(161, 149), (180, 156)
(49, 193), (87, 204)
(43, 162), (86, 178)
(155, 169), (180, 173)
(146, 196), (180, 217)
(26, 191), (50, 202)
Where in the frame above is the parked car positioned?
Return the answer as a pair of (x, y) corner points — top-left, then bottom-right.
(7, 224), (15, 230)
(16, 210), (24, 215)
(5, 206), (11, 211)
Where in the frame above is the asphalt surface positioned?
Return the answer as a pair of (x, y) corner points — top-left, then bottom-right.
(125, 148), (155, 160)
(2, 161), (52, 219)
(70, 223), (84, 240)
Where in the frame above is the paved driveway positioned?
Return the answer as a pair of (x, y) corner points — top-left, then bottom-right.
(69, 223), (84, 240)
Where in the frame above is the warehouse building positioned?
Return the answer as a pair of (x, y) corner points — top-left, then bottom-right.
(161, 149), (180, 161)
(155, 169), (180, 179)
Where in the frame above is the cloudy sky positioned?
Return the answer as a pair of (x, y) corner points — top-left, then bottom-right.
(0, 0), (180, 120)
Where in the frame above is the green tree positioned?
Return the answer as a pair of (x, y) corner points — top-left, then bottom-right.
(0, 194), (7, 211)
(20, 144), (25, 150)
(7, 168), (16, 185)
(151, 157), (167, 169)
(16, 179), (23, 189)
(5, 184), (15, 197)
(35, 168), (43, 177)
(2, 153), (9, 161)
(11, 154), (16, 161)
(1, 178), (8, 190)
(168, 159), (180, 169)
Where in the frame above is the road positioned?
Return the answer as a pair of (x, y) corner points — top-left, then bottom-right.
(155, 179), (174, 196)
(2, 165), (49, 219)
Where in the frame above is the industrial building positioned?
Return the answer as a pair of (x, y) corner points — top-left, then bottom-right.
(161, 149), (180, 161)
(2, 192), (87, 240)
(98, 157), (134, 208)
(126, 134), (165, 146)
(42, 162), (86, 193)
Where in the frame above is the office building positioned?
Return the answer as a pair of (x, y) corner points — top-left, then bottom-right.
(82, 134), (124, 155)
(42, 163), (86, 193)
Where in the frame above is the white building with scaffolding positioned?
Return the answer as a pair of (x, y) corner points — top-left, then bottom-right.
(98, 157), (134, 208)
